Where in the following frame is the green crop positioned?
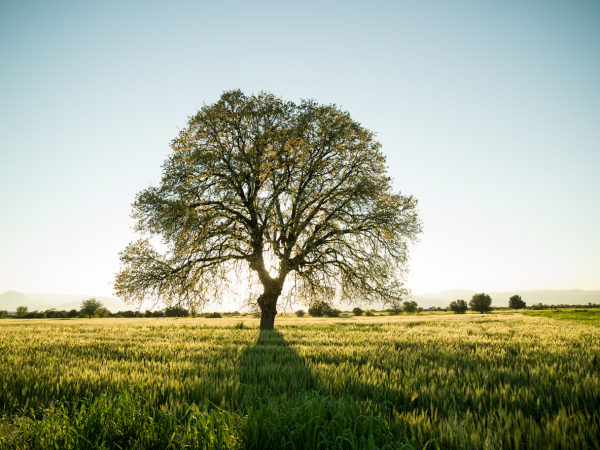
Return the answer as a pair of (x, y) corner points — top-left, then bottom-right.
(522, 308), (600, 327)
(0, 314), (598, 449)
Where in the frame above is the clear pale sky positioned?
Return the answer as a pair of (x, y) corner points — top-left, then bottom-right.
(1, 0), (598, 299)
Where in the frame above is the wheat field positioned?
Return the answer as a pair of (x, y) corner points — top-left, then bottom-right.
(1, 313), (599, 449)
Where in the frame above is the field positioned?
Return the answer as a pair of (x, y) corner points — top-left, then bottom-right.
(1, 313), (599, 449)
(521, 309), (600, 327)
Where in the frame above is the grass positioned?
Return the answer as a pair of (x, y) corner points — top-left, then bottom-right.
(0, 313), (599, 449)
(0, 388), (414, 449)
(521, 308), (600, 327)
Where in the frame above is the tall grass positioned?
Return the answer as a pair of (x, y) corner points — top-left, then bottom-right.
(0, 388), (415, 450)
(0, 314), (599, 448)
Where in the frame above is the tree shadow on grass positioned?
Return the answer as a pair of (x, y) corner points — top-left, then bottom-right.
(234, 328), (315, 405)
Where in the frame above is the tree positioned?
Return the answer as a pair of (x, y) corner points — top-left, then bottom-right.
(402, 300), (418, 314)
(308, 300), (331, 317)
(0, 310), (8, 319)
(352, 307), (363, 316)
(165, 306), (189, 317)
(16, 306), (28, 318)
(509, 295), (526, 310)
(324, 307), (342, 317)
(80, 298), (104, 317)
(97, 307), (110, 318)
(469, 293), (492, 313)
(115, 90), (422, 329)
(449, 299), (468, 314)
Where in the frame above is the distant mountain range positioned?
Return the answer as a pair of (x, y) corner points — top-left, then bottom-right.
(0, 290), (129, 313)
(412, 289), (600, 308)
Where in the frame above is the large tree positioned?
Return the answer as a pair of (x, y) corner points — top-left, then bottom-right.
(115, 90), (422, 329)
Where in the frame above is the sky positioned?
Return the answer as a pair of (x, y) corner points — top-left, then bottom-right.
(1, 0), (599, 302)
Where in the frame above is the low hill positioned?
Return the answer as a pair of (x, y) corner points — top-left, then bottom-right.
(412, 289), (600, 308)
(0, 291), (129, 313)
(0, 290), (53, 311)
(25, 293), (129, 313)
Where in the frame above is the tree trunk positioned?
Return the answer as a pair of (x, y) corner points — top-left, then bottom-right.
(260, 308), (277, 329)
(257, 287), (281, 330)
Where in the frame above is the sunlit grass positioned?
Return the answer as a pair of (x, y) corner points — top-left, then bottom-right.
(1, 314), (599, 449)
(521, 308), (600, 327)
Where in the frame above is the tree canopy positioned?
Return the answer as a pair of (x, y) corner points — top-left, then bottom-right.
(509, 295), (526, 310)
(402, 300), (418, 313)
(469, 293), (493, 314)
(449, 299), (468, 314)
(115, 90), (422, 328)
(80, 298), (104, 317)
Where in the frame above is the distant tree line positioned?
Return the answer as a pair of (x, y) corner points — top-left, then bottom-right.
(3, 295), (598, 320)
(2, 298), (243, 319)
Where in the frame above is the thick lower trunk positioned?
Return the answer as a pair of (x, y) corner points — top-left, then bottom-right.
(257, 287), (281, 329)
(259, 308), (277, 329)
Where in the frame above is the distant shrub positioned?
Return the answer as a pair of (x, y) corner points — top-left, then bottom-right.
(34, 312), (46, 319)
(16, 306), (28, 318)
(365, 310), (375, 316)
(449, 299), (468, 314)
(68, 309), (79, 318)
(469, 293), (493, 313)
(233, 321), (245, 329)
(295, 310), (305, 317)
(206, 312), (222, 318)
(96, 307), (110, 318)
(152, 310), (166, 318)
(0, 310), (8, 319)
(165, 306), (189, 317)
(509, 295), (526, 310)
(530, 303), (547, 310)
(308, 300), (331, 317)
(352, 307), (363, 316)
(324, 308), (341, 317)
(144, 310), (153, 318)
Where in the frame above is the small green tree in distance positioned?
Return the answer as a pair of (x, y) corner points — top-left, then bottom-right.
(0, 310), (8, 319)
(80, 298), (104, 317)
(352, 307), (363, 316)
(308, 300), (332, 317)
(449, 299), (468, 314)
(16, 306), (28, 318)
(469, 293), (493, 313)
(509, 295), (526, 310)
(402, 300), (418, 314)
